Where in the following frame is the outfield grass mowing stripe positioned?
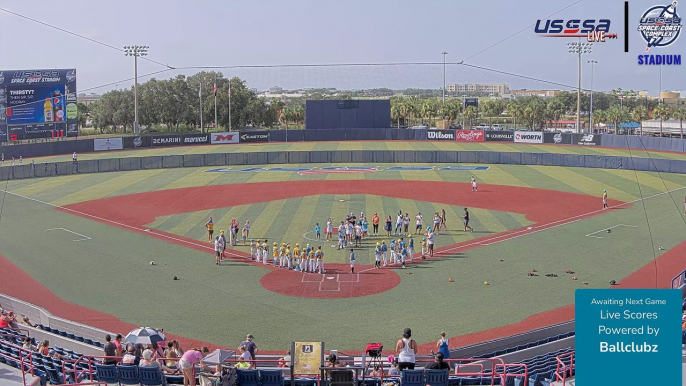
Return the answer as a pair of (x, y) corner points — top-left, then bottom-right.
(471, 207), (508, 234)
(571, 168), (670, 200)
(261, 198), (299, 244)
(157, 167), (227, 190)
(10, 174), (91, 197)
(171, 209), (214, 240)
(548, 167), (641, 201)
(474, 165), (531, 188)
(51, 170), (165, 206)
(519, 165), (608, 198)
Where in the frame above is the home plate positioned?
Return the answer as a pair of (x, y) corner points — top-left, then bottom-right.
(527, 227), (532, 230)
(144, 229), (151, 232)
(326, 276), (335, 280)
(338, 200), (345, 202)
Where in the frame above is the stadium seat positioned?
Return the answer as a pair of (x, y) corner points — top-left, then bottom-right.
(83, 338), (94, 345)
(261, 369), (285, 386)
(400, 369), (424, 386)
(425, 369), (449, 386)
(44, 366), (65, 385)
(95, 364), (119, 384)
(117, 365), (140, 385)
(140, 366), (166, 385)
(236, 369), (260, 386)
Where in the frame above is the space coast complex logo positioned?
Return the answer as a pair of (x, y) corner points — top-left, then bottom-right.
(637, 2), (682, 65)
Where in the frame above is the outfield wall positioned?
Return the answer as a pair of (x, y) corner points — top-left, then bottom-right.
(2, 130), (686, 159)
(2, 150), (686, 180)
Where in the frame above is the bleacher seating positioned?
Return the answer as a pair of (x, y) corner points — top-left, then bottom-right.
(472, 332), (575, 359)
(33, 324), (105, 348)
(504, 347), (574, 386)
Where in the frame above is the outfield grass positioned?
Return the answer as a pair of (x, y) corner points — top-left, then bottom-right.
(3, 140), (686, 168)
(1, 163), (685, 350)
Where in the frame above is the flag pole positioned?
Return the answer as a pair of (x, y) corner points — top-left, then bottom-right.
(228, 81), (232, 131)
(199, 83), (203, 133)
(214, 79), (218, 131)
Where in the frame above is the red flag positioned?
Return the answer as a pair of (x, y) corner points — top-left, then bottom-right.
(213, 83), (217, 96)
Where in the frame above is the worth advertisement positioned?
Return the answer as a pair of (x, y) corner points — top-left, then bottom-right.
(0, 69), (77, 140)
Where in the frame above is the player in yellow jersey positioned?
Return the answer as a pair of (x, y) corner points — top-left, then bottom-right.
(308, 249), (316, 273)
(205, 217), (214, 242)
(273, 242), (279, 267)
(293, 243), (300, 258)
(300, 251), (307, 272)
(603, 190), (608, 209)
(262, 240), (269, 265)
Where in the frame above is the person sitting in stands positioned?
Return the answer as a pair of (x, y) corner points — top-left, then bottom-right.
(122, 343), (141, 366)
(37, 340), (50, 356)
(22, 337), (34, 351)
(387, 355), (400, 376)
(426, 352), (450, 370)
(139, 349), (177, 373)
(370, 364), (384, 377)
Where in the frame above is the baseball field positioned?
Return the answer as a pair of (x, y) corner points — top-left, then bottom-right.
(1, 141), (685, 353)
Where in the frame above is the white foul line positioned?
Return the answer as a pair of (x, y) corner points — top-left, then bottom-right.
(436, 185), (686, 255)
(44, 227), (91, 242)
(5, 190), (247, 260)
(5, 183), (686, 262)
(585, 224), (638, 239)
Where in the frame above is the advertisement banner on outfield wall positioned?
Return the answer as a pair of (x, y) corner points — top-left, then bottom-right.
(211, 132), (240, 144)
(152, 135), (182, 147)
(181, 133), (210, 145)
(514, 131), (543, 144)
(573, 133), (601, 146)
(426, 130), (455, 141)
(94, 138), (123, 151)
(123, 136), (151, 149)
(455, 129), (484, 142)
(240, 131), (269, 143)
(484, 130), (514, 142)
(543, 132), (572, 145)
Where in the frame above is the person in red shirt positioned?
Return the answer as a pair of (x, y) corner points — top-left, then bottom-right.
(372, 213), (380, 236)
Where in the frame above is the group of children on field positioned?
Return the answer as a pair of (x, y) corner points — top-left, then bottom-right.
(247, 241), (327, 274)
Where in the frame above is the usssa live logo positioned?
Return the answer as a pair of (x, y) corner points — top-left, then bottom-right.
(638, 2), (682, 65)
(534, 19), (617, 42)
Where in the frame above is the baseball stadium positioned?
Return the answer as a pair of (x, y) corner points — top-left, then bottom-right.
(2, 1), (686, 385)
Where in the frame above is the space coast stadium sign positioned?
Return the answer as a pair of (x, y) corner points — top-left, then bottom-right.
(204, 165), (490, 174)
(637, 2), (682, 66)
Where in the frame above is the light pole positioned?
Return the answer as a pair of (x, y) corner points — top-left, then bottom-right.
(442, 51), (448, 105)
(124, 45), (149, 134)
(568, 42), (592, 133)
(587, 60), (598, 132)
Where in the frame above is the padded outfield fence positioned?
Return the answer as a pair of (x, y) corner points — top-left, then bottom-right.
(1, 150), (685, 180)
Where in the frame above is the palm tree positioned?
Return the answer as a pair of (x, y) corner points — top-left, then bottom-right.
(482, 100), (505, 127)
(653, 104), (673, 137)
(631, 105), (649, 136)
(444, 99), (463, 126)
(606, 106), (628, 134)
(674, 106), (686, 139)
(421, 99), (439, 127)
(546, 99), (566, 124)
(391, 98), (403, 129)
(508, 100), (524, 130)
(523, 98), (545, 130)
(593, 109), (607, 131)
(464, 106), (478, 128)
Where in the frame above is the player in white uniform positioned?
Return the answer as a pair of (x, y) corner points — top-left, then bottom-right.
(471, 175), (478, 192)
(262, 241), (269, 265)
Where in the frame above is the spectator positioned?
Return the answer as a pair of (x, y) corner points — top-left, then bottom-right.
(179, 347), (211, 386)
(238, 345), (252, 362)
(165, 340), (184, 368)
(37, 340), (50, 356)
(395, 328), (417, 371)
(22, 337), (33, 351)
(240, 334), (258, 360)
(113, 334), (123, 356)
(149, 341), (165, 358)
(20, 314), (34, 328)
(282, 350), (291, 367)
(426, 353), (450, 370)
(122, 343), (141, 366)
(370, 364), (384, 377)
(139, 349), (176, 372)
(0, 311), (17, 328)
(436, 331), (450, 360)
(103, 335), (118, 365)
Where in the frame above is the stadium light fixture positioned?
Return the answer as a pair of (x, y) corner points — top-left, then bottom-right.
(124, 45), (150, 134)
(587, 60), (598, 131)
(568, 42), (593, 133)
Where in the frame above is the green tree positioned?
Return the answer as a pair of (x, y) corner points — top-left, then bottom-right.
(675, 106), (686, 139)
(546, 99), (566, 123)
(630, 105), (649, 136)
(391, 97), (403, 129)
(606, 106), (629, 134)
(76, 102), (89, 129)
(507, 100), (524, 130)
(463, 106), (478, 128)
(523, 97), (546, 130)
(481, 100), (505, 127)
(653, 104), (673, 137)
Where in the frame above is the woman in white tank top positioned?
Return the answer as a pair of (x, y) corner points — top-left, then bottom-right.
(395, 327), (417, 371)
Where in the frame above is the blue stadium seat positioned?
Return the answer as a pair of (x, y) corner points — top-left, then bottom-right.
(261, 369), (285, 386)
(140, 366), (166, 386)
(117, 365), (140, 385)
(95, 364), (118, 384)
(236, 369), (260, 386)
(44, 366), (65, 385)
(425, 369), (448, 386)
(83, 338), (94, 345)
(400, 369), (424, 386)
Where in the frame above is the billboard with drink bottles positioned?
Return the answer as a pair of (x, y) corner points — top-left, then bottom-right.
(0, 69), (77, 140)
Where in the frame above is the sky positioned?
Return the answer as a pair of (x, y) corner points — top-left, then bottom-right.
(0, 0), (683, 95)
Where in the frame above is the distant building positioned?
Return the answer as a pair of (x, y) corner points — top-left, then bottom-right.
(447, 83), (509, 95)
(79, 94), (101, 107)
(269, 86), (283, 93)
(510, 90), (561, 98)
(660, 91), (686, 108)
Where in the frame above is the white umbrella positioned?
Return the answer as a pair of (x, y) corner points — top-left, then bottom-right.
(202, 349), (236, 365)
(124, 327), (166, 346)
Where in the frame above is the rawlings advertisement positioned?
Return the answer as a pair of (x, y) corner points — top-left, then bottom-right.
(455, 129), (485, 142)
